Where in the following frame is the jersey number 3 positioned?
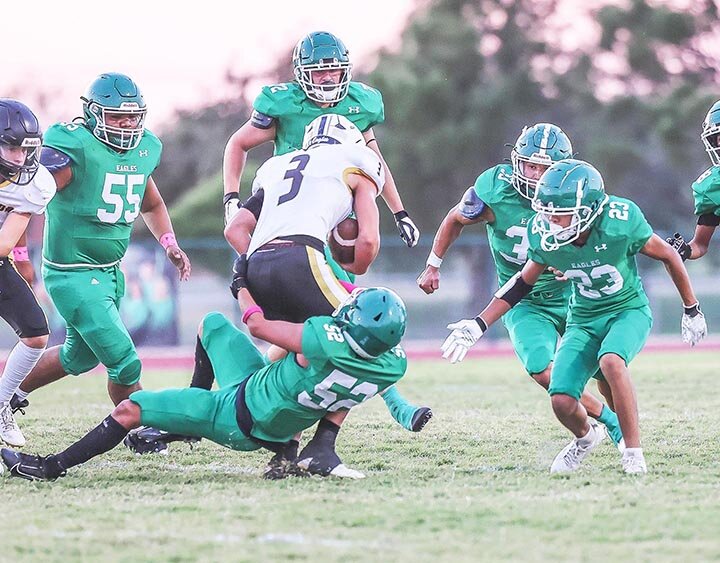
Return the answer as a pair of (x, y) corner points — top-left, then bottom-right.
(278, 154), (311, 205)
(97, 173), (144, 224)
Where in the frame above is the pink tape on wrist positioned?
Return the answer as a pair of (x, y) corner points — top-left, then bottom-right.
(159, 233), (177, 249)
(338, 280), (358, 293)
(242, 305), (264, 324)
(12, 246), (30, 262)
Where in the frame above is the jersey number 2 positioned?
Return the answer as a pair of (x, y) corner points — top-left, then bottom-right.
(278, 154), (311, 205)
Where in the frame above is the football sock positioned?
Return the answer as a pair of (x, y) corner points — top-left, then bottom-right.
(52, 415), (128, 475)
(381, 385), (416, 430)
(190, 337), (214, 390)
(13, 388), (29, 401)
(597, 405), (623, 445)
(310, 418), (340, 449)
(0, 341), (44, 404)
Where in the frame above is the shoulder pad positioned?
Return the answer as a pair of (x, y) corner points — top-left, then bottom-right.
(39, 147), (71, 173)
(458, 186), (487, 220)
(253, 83), (299, 118)
(348, 82), (384, 126)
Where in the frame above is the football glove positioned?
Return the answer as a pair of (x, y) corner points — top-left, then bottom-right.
(224, 192), (241, 226)
(681, 303), (707, 346)
(230, 254), (248, 299)
(441, 318), (486, 364)
(394, 210), (420, 248)
(666, 232), (691, 261)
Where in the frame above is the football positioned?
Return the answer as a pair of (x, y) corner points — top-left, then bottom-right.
(328, 217), (358, 265)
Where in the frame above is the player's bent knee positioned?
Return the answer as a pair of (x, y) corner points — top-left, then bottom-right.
(598, 353), (627, 379)
(551, 394), (578, 417)
(22, 334), (49, 349)
(530, 367), (551, 389)
(201, 311), (230, 337)
(114, 357), (142, 387)
(112, 399), (142, 429)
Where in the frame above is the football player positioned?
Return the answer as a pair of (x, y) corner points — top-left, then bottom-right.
(0, 285), (408, 482)
(11, 73), (191, 418)
(0, 100), (56, 447)
(441, 159), (707, 474)
(223, 31), (419, 249)
(418, 124), (623, 445)
(666, 100), (720, 260)
(221, 114), (430, 476)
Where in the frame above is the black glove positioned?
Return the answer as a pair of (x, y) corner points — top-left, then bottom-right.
(223, 192), (241, 226)
(665, 232), (691, 261)
(394, 210), (420, 248)
(230, 254), (248, 299)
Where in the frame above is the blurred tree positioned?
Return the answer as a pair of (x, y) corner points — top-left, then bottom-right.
(370, 0), (720, 234)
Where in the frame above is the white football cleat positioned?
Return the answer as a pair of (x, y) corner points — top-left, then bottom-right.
(621, 450), (647, 475)
(0, 402), (26, 448)
(550, 422), (604, 474)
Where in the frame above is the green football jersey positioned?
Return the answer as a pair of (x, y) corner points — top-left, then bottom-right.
(473, 164), (570, 306)
(527, 195), (653, 323)
(253, 81), (384, 155)
(42, 122), (162, 268)
(691, 166), (720, 217)
(244, 316), (406, 443)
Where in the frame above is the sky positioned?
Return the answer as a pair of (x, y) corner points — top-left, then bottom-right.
(5, 0), (417, 130)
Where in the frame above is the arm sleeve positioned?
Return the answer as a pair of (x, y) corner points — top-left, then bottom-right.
(241, 189), (264, 221)
(457, 186), (487, 220)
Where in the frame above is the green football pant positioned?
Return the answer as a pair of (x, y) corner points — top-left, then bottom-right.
(130, 312), (266, 451)
(549, 306), (653, 400)
(43, 264), (141, 386)
(501, 299), (567, 375)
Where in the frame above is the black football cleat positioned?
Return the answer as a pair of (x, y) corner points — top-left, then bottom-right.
(10, 394), (29, 415)
(123, 426), (200, 455)
(1, 448), (65, 481)
(410, 407), (433, 432)
(294, 440), (365, 479)
(262, 440), (299, 480)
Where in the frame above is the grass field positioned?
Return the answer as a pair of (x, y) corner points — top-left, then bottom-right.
(1, 350), (719, 562)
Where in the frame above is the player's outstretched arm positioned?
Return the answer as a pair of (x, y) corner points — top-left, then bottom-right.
(222, 120), (276, 224)
(641, 233), (707, 345)
(230, 256), (304, 353)
(140, 177), (191, 281)
(418, 193), (495, 295)
(364, 130), (419, 247)
(688, 222), (717, 259)
(442, 260), (544, 363)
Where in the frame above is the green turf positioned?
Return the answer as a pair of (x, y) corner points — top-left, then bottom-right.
(1, 351), (719, 562)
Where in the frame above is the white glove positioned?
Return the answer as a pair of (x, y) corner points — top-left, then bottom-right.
(394, 210), (420, 248)
(681, 303), (707, 346)
(224, 192), (241, 226)
(441, 318), (486, 363)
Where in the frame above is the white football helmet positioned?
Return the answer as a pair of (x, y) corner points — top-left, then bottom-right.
(302, 114), (364, 150)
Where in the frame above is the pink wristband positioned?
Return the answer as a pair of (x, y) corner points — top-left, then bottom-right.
(242, 305), (264, 324)
(159, 232), (177, 250)
(12, 246), (30, 262)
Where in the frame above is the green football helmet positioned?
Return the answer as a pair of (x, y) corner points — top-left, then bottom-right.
(701, 100), (720, 166)
(81, 73), (147, 151)
(531, 159), (608, 251)
(292, 31), (352, 104)
(333, 287), (407, 358)
(511, 123), (573, 199)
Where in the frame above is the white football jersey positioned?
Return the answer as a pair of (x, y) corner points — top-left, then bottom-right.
(247, 144), (385, 256)
(0, 165), (57, 229)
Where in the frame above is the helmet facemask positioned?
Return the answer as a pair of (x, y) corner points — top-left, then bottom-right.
(0, 137), (41, 186)
(531, 193), (608, 251)
(294, 60), (352, 104)
(84, 100), (146, 151)
(701, 123), (720, 166)
(511, 150), (553, 200)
